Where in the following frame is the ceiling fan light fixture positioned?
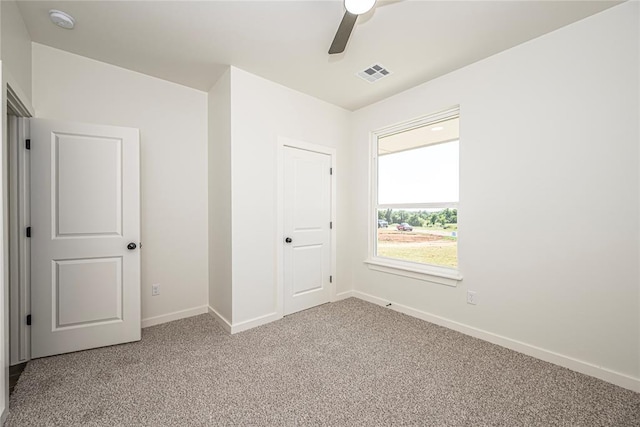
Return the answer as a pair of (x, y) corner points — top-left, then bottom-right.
(345, 0), (376, 15)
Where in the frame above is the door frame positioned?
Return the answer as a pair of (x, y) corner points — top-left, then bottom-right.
(6, 85), (32, 368)
(6, 109), (30, 367)
(3, 81), (34, 420)
(276, 137), (336, 319)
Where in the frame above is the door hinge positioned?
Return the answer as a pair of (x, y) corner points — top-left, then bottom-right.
(330, 167), (333, 175)
(26, 227), (31, 238)
(26, 314), (31, 326)
(330, 222), (333, 229)
(25, 139), (31, 150)
(330, 276), (333, 283)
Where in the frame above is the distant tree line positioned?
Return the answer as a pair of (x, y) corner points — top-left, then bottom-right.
(378, 208), (457, 228)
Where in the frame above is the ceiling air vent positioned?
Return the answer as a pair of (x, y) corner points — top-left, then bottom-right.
(357, 64), (392, 83)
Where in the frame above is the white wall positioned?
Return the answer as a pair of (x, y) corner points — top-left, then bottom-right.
(208, 69), (232, 323)
(32, 43), (209, 326)
(228, 67), (351, 325)
(1, 0), (32, 102)
(350, 2), (639, 389)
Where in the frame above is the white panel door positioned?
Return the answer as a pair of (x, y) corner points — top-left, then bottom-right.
(283, 147), (331, 315)
(30, 119), (141, 358)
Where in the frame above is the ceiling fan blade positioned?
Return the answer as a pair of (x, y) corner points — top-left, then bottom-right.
(328, 11), (358, 54)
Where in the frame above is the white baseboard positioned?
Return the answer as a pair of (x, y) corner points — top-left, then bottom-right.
(352, 291), (640, 393)
(212, 295), (356, 334)
(207, 307), (280, 334)
(207, 306), (232, 333)
(334, 290), (354, 301)
(230, 312), (280, 334)
(142, 305), (208, 328)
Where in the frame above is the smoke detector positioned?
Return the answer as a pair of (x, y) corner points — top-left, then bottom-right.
(357, 64), (392, 83)
(49, 10), (75, 30)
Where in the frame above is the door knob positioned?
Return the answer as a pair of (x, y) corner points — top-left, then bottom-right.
(285, 237), (292, 243)
(127, 242), (137, 250)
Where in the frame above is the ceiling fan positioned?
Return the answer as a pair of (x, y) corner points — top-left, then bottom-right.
(328, 0), (378, 55)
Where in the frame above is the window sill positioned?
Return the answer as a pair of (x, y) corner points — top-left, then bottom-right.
(364, 258), (462, 287)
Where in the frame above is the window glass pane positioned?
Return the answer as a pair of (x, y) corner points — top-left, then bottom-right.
(378, 140), (459, 205)
(376, 208), (458, 269)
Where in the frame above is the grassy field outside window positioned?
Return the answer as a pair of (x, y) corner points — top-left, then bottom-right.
(377, 221), (458, 268)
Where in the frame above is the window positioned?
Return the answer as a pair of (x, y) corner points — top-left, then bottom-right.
(367, 107), (461, 285)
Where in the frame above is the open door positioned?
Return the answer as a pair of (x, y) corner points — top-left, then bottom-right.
(29, 119), (141, 358)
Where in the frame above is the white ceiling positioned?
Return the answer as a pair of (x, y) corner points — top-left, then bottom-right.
(16, 0), (622, 111)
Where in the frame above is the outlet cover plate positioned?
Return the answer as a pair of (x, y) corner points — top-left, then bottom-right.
(467, 290), (477, 305)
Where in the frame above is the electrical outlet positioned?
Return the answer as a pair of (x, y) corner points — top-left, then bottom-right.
(152, 283), (160, 296)
(467, 290), (477, 305)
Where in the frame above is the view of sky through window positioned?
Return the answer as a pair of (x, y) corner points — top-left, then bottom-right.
(378, 141), (459, 205)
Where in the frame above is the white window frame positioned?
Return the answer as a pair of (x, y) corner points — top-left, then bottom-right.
(365, 106), (463, 287)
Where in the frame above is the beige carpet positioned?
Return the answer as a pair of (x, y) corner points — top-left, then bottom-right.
(7, 298), (640, 426)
